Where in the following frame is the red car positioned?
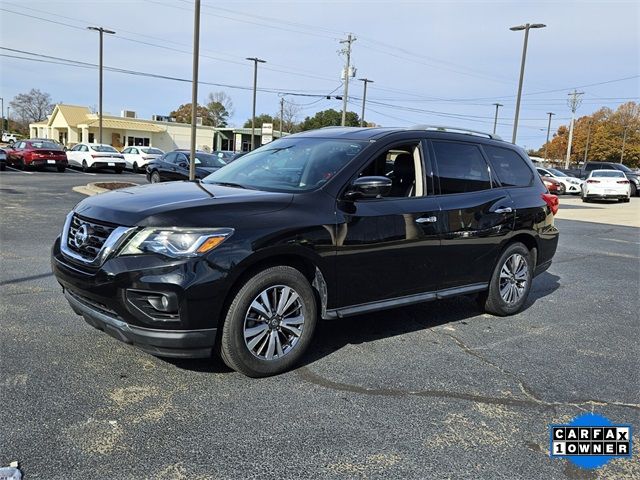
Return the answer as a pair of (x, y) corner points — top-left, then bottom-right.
(540, 175), (566, 195)
(6, 139), (68, 172)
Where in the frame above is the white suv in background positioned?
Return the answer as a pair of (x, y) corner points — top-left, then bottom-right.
(121, 146), (164, 172)
(66, 143), (126, 173)
(536, 167), (583, 195)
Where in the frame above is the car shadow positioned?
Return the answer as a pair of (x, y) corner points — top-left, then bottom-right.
(165, 271), (560, 374)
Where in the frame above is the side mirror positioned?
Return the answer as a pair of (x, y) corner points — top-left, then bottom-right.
(345, 176), (392, 200)
(179, 162), (188, 168)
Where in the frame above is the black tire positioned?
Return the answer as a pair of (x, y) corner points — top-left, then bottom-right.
(480, 242), (532, 317)
(150, 171), (161, 183)
(57, 165), (66, 173)
(82, 160), (89, 172)
(631, 183), (638, 197)
(115, 167), (124, 174)
(219, 266), (318, 377)
(132, 162), (139, 173)
(8, 139), (14, 146)
(0, 163), (6, 171)
(17, 159), (25, 170)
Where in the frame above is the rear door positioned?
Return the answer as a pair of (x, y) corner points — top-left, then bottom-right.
(430, 139), (515, 289)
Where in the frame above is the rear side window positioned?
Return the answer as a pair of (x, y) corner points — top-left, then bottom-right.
(484, 145), (533, 187)
(432, 141), (491, 194)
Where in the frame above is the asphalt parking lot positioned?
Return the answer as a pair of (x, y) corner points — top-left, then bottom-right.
(1, 170), (639, 479)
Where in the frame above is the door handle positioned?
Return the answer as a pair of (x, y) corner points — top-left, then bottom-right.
(493, 207), (513, 214)
(416, 216), (437, 224)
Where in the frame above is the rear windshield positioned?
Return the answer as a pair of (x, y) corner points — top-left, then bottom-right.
(141, 148), (163, 155)
(592, 170), (625, 178)
(31, 141), (61, 150)
(91, 145), (118, 153)
(547, 168), (568, 177)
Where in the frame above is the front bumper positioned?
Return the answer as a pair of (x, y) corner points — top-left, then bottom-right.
(51, 236), (229, 359)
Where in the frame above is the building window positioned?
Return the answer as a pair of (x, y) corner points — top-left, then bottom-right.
(89, 133), (95, 143)
(127, 136), (150, 146)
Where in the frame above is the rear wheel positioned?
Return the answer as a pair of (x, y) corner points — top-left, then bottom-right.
(631, 183), (638, 197)
(82, 160), (89, 172)
(115, 167), (124, 174)
(132, 162), (139, 173)
(219, 266), (318, 377)
(150, 171), (161, 183)
(57, 165), (66, 172)
(480, 242), (532, 316)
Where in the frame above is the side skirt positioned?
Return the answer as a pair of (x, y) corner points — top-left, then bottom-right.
(323, 283), (488, 319)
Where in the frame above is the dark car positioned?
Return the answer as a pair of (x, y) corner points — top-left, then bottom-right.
(580, 162), (640, 196)
(52, 126), (559, 377)
(0, 148), (6, 171)
(146, 150), (227, 183)
(540, 174), (566, 195)
(6, 139), (68, 172)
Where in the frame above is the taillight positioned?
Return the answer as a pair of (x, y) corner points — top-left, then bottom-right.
(542, 193), (559, 215)
(586, 179), (600, 184)
(617, 180), (630, 184)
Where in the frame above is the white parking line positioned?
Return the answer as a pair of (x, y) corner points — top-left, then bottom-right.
(5, 166), (34, 174)
(65, 168), (97, 176)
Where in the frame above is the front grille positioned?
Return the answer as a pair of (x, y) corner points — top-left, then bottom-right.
(66, 214), (117, 261)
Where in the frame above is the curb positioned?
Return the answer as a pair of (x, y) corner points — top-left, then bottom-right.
(73, 182), (138, 196)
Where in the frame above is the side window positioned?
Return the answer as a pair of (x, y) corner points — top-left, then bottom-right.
(356, 141), (426, 197)
(484, 145), (534, 187)
(585, 163), (598, 171)
(175, 153), (188, 165)
(122, 147), (129, 154)
(81, 145), (89, 152)
(432, 141), (491, 194)
(164, 152), (178, 163)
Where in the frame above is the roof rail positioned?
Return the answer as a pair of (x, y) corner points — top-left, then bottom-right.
(409, 125), (502, 140)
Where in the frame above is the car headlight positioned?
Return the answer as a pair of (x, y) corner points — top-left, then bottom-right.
(119, 227), (233, 258)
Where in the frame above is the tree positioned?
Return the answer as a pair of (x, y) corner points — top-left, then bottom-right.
(170, 103), (214, 126)
(9, 88), (54, 124)
(276, 100), (302, 134)
(299, 109), (363, 131)
(243, 114), (275, 128)
(206, 91), (233, 127)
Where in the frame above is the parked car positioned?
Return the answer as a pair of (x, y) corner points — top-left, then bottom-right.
(212, 150), (236, 163)
(1, 132), (20, 145)
(5, 139), (68, 171)
(581, 169), (631, 202)
(66, 143), (126, 173)
(536, 167), (582, 194)
(51, 126), (559, 377)
(0, 148), (6, 171)
(540, 175), (566, 195)
(145, 150), (227, 183)
(578, 162), (640, 196)
(121, 146), (164, 172)
(228, 152), (247, 162)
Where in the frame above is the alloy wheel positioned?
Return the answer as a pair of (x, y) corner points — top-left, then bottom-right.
(499, 253), (528, 304)
(243, 285), (305, 360)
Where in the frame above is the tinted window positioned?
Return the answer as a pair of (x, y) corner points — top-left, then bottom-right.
(91, 145), (118, 153)
(484, 145), (533, 187)
(141, 148), (163, 155)
(175, 153), (188, 165)
(432, 141), (491, 194)
(31, 140), (61, 150)
(164, 152), (178, 163)
(585, 163), (601, 171)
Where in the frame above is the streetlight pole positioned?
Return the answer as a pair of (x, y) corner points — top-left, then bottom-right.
(544, 112), (554, 161)
(620, 124), (630, 164)
(565, 89), (584, 169)
(188, 0), (201, 181)
(340, 34), (356, 126)
(87, 26), (116, 145)
(358, 78), (373, 127)
(510, 23), (546, 144)
(0, 97), (4, 140)
(492, 103), (503, 135)
(279, 97), (284, 138)
(246, 57), (266, 151)
(583, 119), (593, 163)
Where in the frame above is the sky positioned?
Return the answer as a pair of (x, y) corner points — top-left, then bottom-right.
(0, 0), (638, 150)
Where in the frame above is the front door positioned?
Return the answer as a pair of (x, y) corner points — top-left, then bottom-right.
(335, 140), (442, 307)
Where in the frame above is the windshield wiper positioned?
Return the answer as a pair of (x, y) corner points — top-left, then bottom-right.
(208, 181), (254, 190)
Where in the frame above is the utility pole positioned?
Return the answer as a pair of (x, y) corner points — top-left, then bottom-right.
(492, 103), (503, 135)
(510, 23), (546, 144)
(87, 26), (116, 144)
(279, 97), (284, 138)
(620, 124), (630, 163)
(187, 0), (200, 181)
(246, 57), (266, 150)
(339, 33), (356, 126)
(0, 97), (4, 139)
(564, 89), (584, 169)
(544, 112), (554, 162)
(358, 78), (373, 127)
(583, 119), (593, 163)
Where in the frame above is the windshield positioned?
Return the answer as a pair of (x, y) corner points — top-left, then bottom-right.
(614, 164), (632, 173)
(213, 151), (234, 159)
(189, 153), (227, 167)
(547, 168), (568, 177)
(202, 138), (367, 192)
(592, 170), (625, 178)
(91, 145), (118, 153)
(31, 141), (61, 150)
(141, 148), (163, 155)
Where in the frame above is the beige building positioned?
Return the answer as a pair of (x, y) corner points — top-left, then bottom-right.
(29, 104), (217, 151)
(31, 104), (289, 153)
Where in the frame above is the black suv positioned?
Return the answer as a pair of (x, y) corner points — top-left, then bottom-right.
(52, 126), (559, 377)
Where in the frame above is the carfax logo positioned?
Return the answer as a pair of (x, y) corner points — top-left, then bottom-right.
(550, 413), (633, 469)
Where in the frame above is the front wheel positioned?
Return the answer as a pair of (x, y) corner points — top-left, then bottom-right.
(132, 162), (139, 173)
(480, 243), (532, 316)
(150, 171), (161, 183)
(82, 160), (89, 172)
(219, 266), (318, 377)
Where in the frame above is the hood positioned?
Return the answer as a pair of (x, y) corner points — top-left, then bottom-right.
(74, 181), (293, 227)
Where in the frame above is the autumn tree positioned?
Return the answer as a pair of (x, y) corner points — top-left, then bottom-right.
(170, 103), (215, 126)
(10, 88), (54, 124)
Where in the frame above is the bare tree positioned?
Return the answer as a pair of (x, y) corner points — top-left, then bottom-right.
(206, 91), (234, 127)
(9, 89), (54, 123)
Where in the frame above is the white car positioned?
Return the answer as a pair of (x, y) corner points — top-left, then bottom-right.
(66, 143), (126, 173)
(121, 146), (164, 172)
(582, 169), (631, 203)
(536, 167), (583, 195)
